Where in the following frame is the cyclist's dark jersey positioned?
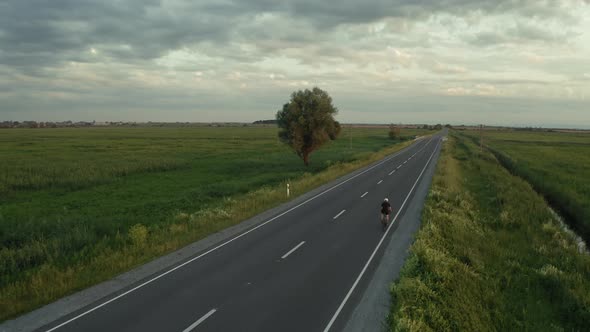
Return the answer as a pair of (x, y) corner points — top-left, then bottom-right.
(381, 201), (391, 214)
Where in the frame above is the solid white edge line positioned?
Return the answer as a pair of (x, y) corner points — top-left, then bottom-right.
(333, 209), (346, 220)
(360, 192), (368, 198)
(377, 180), (383, 184)
(322, 138), (441, 332)
(281, 241), (306, 259)
(43, 136), (436, 332)
(182, 309), (217, 332)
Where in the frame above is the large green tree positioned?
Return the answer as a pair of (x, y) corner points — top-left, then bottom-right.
(276, 87), (341, 166)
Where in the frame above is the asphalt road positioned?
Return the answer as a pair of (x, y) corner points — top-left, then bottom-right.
(36, 132), (443, 332)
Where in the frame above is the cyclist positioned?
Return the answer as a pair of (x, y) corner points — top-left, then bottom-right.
(380, 198), (392, 231)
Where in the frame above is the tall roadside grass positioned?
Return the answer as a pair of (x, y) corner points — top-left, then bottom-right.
(0, 127), (424, 321)
(388, 133), (590, 331)
(458, 129), (590, 243)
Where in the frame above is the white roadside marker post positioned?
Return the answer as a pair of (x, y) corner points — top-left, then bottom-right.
(287, 183), (290, 198)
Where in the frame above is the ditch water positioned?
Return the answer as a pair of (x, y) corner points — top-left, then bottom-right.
(549, 207), (588, 254)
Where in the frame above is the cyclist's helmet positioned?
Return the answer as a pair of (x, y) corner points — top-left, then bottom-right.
(384, 198), (389, 202)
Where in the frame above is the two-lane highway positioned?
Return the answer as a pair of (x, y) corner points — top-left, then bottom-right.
(38, 132), (444, 332)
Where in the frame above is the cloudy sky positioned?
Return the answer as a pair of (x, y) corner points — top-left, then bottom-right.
(1, 0), (589, 127)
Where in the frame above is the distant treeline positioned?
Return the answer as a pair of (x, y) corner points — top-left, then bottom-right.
(252, 119), (278, 125)
(513, 126), (556, 132)
(0, 121), (143, 128)
(1, 121), (260, 129)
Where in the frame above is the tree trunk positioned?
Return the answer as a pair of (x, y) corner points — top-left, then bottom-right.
(303, 152), (310, 166)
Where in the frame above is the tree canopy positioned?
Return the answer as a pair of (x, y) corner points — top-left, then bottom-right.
(276, 87), (341, 166)
(389, 124), (401, 140)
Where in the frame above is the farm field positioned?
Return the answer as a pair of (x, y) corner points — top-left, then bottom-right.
(0, 125), (431, 321)
(459, 129), (590, 242)
(388, 132), (590, 331)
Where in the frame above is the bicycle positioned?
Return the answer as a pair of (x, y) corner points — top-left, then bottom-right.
(380, 212), (390, 231)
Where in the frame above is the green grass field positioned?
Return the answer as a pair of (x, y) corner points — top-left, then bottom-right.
(0, 125), (430, 321)
(388, 132), (590, 331)
(459, 129), (590, 242)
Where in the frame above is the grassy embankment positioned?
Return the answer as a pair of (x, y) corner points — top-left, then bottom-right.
(460, 129), (590, 243)
(388, 132), (590, 331)
(0, 126), (430, 321)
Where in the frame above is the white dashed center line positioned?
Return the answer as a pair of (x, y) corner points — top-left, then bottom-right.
(183, 309), (217, 332)
(397, 165), (402, 169)
(388, 170), (395, 175)
(281, 241), (306, 259)
(333, 210), (346, 220)
(377, 180), (383, 184)
(361, 192), (368, 198)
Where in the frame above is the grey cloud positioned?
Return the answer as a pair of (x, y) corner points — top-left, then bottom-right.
(449, 78), (553, 86)
(467, 22), (576, 47)
(0, 0), (232, 69)
(469, 31), (509, 46)
(282, 0), (583, 27)
(509, 23), (576, 42)
(511, 24), (556, 41)
(0, 0), (582, 71)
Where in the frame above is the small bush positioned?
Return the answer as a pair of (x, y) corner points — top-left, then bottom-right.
(128, 224), (148, 247)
